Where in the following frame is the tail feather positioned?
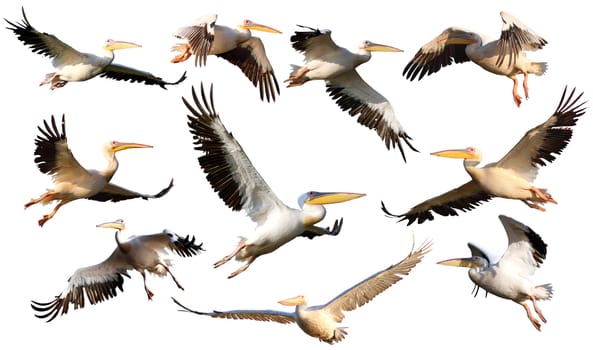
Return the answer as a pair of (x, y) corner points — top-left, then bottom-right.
(534, 283), (553, 300)
(531, 62), (547, 76)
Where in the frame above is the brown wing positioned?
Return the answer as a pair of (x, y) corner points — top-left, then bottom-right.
(99, 64), (187, 89)
(133, 231), (205, 258)
(31, 249), (132, 322)
(403, 27), (472, 81)
(217, 37), (279, 102)
(87, 178), (174, 202)
(173, 13), (217, 67)
(172, 297), (296, 324)
(290, 25), (340, 61)
(496, 11), (547, 67)
(382, 181), (492, 225)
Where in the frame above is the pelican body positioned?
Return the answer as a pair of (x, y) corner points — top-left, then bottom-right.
(173, 239), (432, 343)
(171, 14), (281, 102)
(184, 83), (365, 278)
(5, 7), (187, 90)
(382, 86), (587, 225)
(285, 25), (416, 161)
(403, 11), (547, 107)
(31, 219), (204, 322)
(25, 115), (174, 227)
(438, 215), (552, 331)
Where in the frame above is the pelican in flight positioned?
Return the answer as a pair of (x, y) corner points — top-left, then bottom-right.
(31, 219), (205, 322)
(5, 7), (187, 90)
(285, 25), (416, 161)
(438, 215), (552, 331)
(184, 83), (365, 278)
(171, 14), (281, 102)
(173, 238), (431, 343)
(382, 86), (587, 225)
(25, 115), (174, 227)
(403, 11), (547, 107)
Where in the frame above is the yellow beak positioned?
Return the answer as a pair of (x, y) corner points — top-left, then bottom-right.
(112, 141), (153, 153)
(430, 148), (477, 160)
(304, 192), (366, 205)
(104, 40), (142, 51)
(242, 20), (282, 34)
(278, 295), (305, 306)
(364, 41), (403, 53)
(437, 257), (477, 268)
(96, 219), (125, 231)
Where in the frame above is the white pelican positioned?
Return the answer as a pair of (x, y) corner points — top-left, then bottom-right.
(171, 14), (281, 102)
(25, 115), (174, 227)
(173, 238), (431, 343)
(31, 219), (205, 322)
(403, 11), (547, 107)
(183, 83), (365, 278)
(5, 7), (187, 90)
(438, 215), (552, 331)
(285, 25), (416, 162)
(382, 86), (587, 225)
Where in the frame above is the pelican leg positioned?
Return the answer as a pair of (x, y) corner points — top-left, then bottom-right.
(170, 43), (192, 63)
(228, 256), (256, 279)
(284, 67), (309, 87)
(531, 296), (547, 324)
(38, 200), (65, 227)
(530, 187), (557, 204)
(522, 72), (530, 100)
(24, 191), (54, 209)
(522, 200), (545, 211)
(162, 264), (184, 291)
(139, 270), (154, 300)
(39, 72), (57, 87)
(214, 239), (247, 269)
(511, 76), (522, 107)
(520, 301), (541, 331)
(51, 81), (67, 90)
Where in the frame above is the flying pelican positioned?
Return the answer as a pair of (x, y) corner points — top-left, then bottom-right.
(5, 7), (187, 90)
(438, 215), (552, 331)
(403, 11), (547, 107)
(183, 83), (365, 278)
(31, 219), (205, 322)
(171, 14), (281, 102)
(173, 238), (431, 343)
(25, 114), (174, 227)
(285, 25), (416, 162)
(382, 86), (587, 225)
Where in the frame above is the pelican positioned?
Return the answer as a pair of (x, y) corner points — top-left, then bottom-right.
(285, 25), (416, 161)
(403, 11), (547, 107)
(173, 238), (431, 343)
(25, 115), (174, 227)
(438, 215), (552, 331)
(382, 86), (587, 225)
(31, 219), (205, 322)
(5, 7), (187, 90)
(184, 83), (365, 278)
(171, 14), (281, 102)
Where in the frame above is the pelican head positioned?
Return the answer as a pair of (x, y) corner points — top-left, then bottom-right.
(437, 256), (488, 269)
(278, 295), (307, 307)
(430, 147), (482, 161)
(300, 191), (366, 206)
(106, 141), (153, 155)
(361, 40), (403, 53)
(103, 39), (142, 51)
(96, 218), (126, 231)
(240, 19), (282, 34)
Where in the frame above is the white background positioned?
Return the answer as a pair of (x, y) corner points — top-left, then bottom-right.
(1, 0), (590, 348)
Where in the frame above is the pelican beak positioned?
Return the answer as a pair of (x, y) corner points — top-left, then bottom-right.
(242, 20), (282, 34)
(437, 257), (477, 268)
(96, 219), (125, 231)
(430, 148), (477, 160)
(304, 192), (366, 205)
(112, 141), (153, 152)
(364, 41), (403, 53)
(443, 33), (477, 45)
(104, 40), (142, 51)
(278, 295), (305, 306)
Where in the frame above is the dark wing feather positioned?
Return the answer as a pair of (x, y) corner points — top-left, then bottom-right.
(99, 64), (187, 89)
(173, 15), (216, 67)
(300, 218), (343, 239)
(496, 11), (547, 67)
(382, 181), (492, 225)
(87, 178), (174, 202)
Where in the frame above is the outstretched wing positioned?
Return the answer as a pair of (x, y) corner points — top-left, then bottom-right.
(496, 11), (547, 67)
(88, 178), (174, 202)
(100, 65), (187, 89)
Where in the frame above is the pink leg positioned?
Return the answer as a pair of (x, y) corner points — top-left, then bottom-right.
(162, 265), (184, 290)
(25, 192), (53, 209)
(511, 76), (522, 107)
(228, 256), (256, 279)
(284, 67), (310, 87)
(214, 239), (247, 268)
(170, 43), (192, 63)
(530, 187), (557, 204)
(531, 296), (547, 324)
(39, 72), (57, 87)
(38, 201), (65, 227)
(522, 200), (545, 211)
(521, 301), (541, 331)
(522, 72), (529, 100)
(140, 270), (154, 300)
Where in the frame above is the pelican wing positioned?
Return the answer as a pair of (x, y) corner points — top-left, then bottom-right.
(325, 70), (416, 161)
(87, 178), (174, 202)
(31, 249), (132, 322)
(403, 27), (472, 81)
(133, 231), (205, 258)
(496, 87), (587, 181)
(300, 218), (343, 239)
(184, 84), (284, 224)
(99, 64), (187, 89)
(498, 215), (547, 277)
(172, 297), (296, 324)
(217, 37), (280, 102)
(383, 180), (492, 225)
(321, 239), (432, 322)
(290, 25), (340, 61)
(5, 7), (86, 66)
(33, 114), (91, 183)
(173, 13), (217, 67)
(496, 11), (547, 67)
